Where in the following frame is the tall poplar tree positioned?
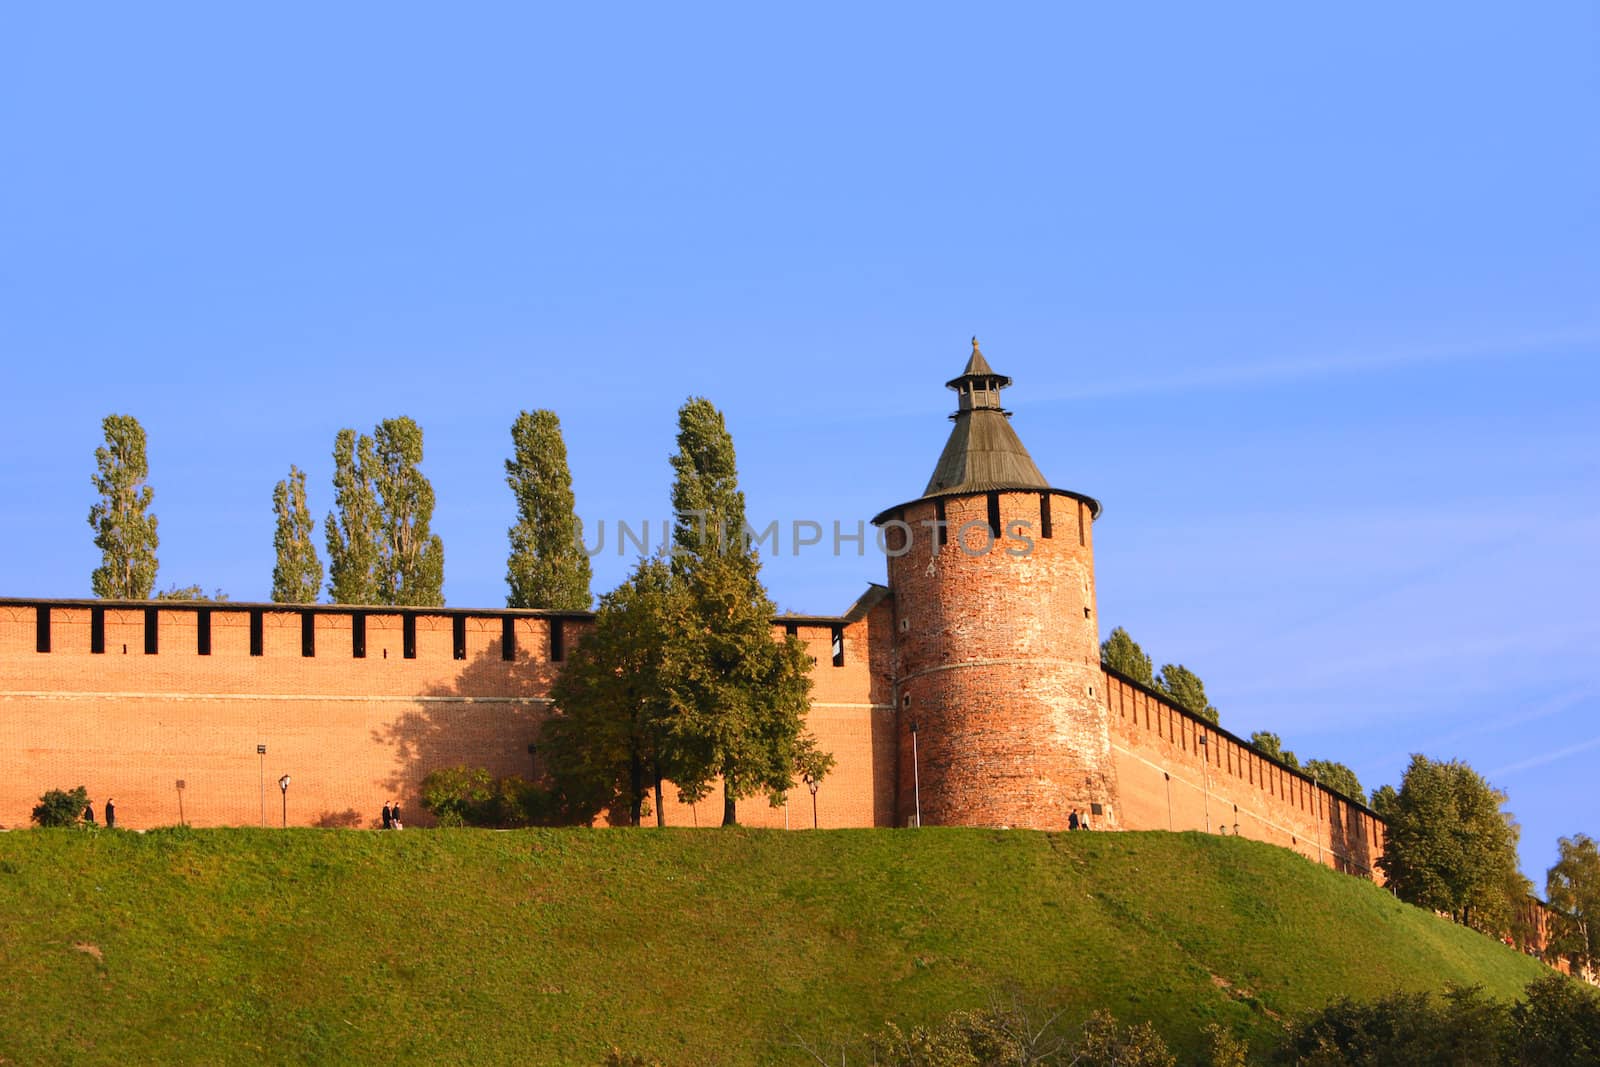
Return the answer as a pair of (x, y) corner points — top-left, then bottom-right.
(664, 396), (819, 826)
(505, 409), (592, 610)
(271, 464), (323, 602)
(1156, 663), (1220, 724)
(372, 416), (445, 606)
(325, 417), (445, 605)
(325, 429), (381, 604)
(88, 414), (159, 599)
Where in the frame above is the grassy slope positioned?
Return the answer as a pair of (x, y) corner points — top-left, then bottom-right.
(0, 828), (1550, 1065)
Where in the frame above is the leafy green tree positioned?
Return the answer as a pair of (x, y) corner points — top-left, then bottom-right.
(272, 464), (323, 602)
(1275, 985), (1509, 1066)
(1509, 973), (1600, 1065)
(1156, 663), (1219, 724)
(155, 584), (228, 601)
(1250, 731), (1300, 769)
(31, 786), (89, 827)
(1377, 754), (1526, 932)
(1304, 758), (1364, 802)
(1370, 782), (1399, 817)
(1547, 833), (1600, 971)
(325, 418), (445, 605)
(505, 410), (592, 610)
(545, 557), (686, 826)
(1101, 627), (1155, 687)
(88, 414), (159, 599)
(665, 397), (819, 826)
(325, 428), (381, 604)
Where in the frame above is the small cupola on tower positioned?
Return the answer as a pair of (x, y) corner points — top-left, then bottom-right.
(922, 338), (1053, 498)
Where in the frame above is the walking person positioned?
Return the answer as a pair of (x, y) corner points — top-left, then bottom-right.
(104, 797), (115, 829)
(83, 801), (95, 825)
(390, 802), (402, 830)
(381, 801), (393, 830)
(1068, 809), (1080, 831)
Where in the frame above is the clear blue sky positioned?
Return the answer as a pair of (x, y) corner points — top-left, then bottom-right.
(2, 5), (1596, 880)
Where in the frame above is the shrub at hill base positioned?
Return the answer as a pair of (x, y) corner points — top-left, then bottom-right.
(419, 766), (564, 827)
(30, 786), (89, 828)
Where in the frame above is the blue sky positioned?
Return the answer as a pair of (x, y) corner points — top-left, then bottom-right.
(2, 4), (1596, 879)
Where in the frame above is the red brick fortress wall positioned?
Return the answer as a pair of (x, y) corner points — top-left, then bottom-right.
(0, 598), (894, 830)
(1104, 668), (1385, 878)
(882, 490), (1118, 830)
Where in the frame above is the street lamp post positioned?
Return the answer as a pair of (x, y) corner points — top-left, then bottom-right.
(257, 744), (267, 827)
(803, 772), (820, 830)
(278, 774), (291, 828)
(909, 720), (921, 828)
(175, 779), (186, 827)
(1198, 733), (1211, 833)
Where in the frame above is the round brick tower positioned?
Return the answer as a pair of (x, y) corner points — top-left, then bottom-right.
(872, 340), (1119, 830)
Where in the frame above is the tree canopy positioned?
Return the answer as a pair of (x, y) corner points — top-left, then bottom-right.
(325, 418), (445, 605)
(505, 409), (591, 611)
(1155, 664), (1219, 724)
(1303, 758), (1364, 803)
(272, 464), (323, 602)
(1101, 627), (1154, 687)
(1547, 833), (1600, 971)
(1377, 754), (1528, 933)
(88, 414), (159, 599)
(1249, 731), (1299, 770)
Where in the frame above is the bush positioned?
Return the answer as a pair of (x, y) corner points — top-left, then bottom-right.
(419, 766), (496, 825)
(1508, 973), (1600, 1066)
(31, 786), (89, 828)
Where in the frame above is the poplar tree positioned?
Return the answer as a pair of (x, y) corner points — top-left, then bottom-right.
(372, 416), (445, 606)
(1101, 627), (1155, 687)
(505, 410), (592, 610)
(1250, 731), (1300, 769)
(88, 414), (159, 599)
(665, 396), (819, 826)
(325, 417), (445, 606)
(325, 429), (381, 604)
(271, 464), (323, 603)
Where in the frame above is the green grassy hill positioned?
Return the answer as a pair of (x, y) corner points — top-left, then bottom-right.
(0, 827), (1551, 1064)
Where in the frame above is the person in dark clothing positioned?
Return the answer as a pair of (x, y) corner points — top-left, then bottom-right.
(104, 798), (116, 828)
(390, 802), (402, 830)
(1067, 809), (1080, 831)
(83, 802), (95, 825)
(381, 802), (393, 830)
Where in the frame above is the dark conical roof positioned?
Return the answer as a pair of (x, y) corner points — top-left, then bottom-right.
(924, 338), (1048, 496)
(871, 338), (1102, 525)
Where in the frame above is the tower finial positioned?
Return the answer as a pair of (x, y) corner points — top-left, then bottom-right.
(972, 336), (981, 359)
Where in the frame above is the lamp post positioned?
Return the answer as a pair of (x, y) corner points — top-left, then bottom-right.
(803, 772), (820, 830)
(909, 720), (922, 828)
(1198, 733), (1211, 833)
(175, 779), (186, 827)
(278, 774), (291, 828)
(257, 744), (267, 827)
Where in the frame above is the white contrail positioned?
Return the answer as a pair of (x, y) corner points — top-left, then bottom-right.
(1488, 734), (1600, 779)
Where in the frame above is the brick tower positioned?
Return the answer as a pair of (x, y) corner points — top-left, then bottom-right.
(873, 340), (1119, 829)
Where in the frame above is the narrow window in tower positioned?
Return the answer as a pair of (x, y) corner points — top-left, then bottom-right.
(501, 616), (516, 662)
(934, 498), (948, 546)
(90, 607), (105, 654)
(1077, 501), (1086, 546)
(197, 608), (212, 655)
(831, 625), (844, 667)
(986, 492), (1001, 538)
(452, 615), (467, 661)
(549, 619), (564, 662)
(1039, 493), (1053, 539)
(352, 612), (367, 659)
(300, 611), (315, 658)
(143, 608), (159, 655)
(1083, 607), (1091, 619)
(402, 614), (417, 659)
(35, 605), (51, 653)
(249, 610), (264, 657)
(902, 693), (911, 708)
